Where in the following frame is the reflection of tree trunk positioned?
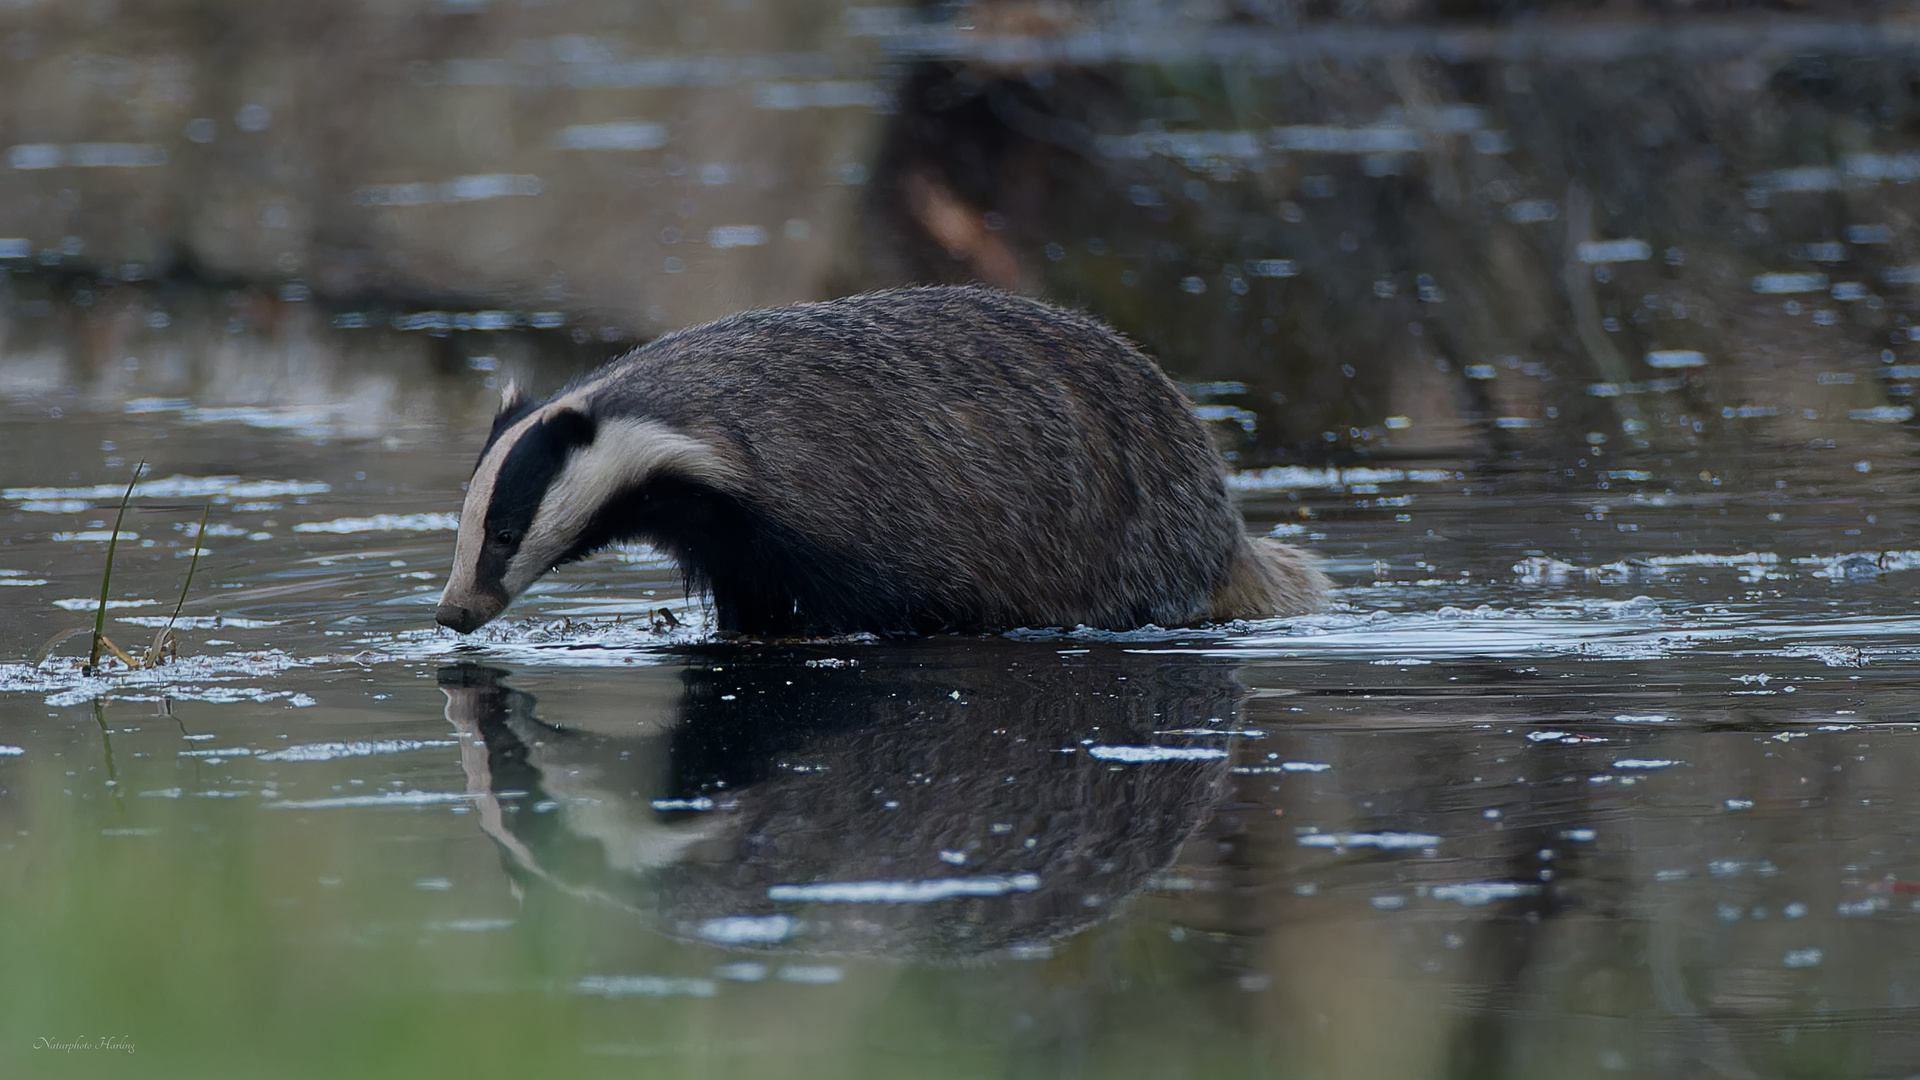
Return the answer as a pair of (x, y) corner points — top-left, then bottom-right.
(1388, 56), (1461, 215)
(1561, 183), (1644, 431)
(1648, 911), (1761, 1080)
(904, 168), (1026, 291)
(1381, 327), (1491, 456)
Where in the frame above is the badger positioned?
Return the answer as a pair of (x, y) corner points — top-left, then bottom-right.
(437, 286), (1328, 636)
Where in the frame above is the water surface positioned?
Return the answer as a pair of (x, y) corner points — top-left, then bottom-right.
(4, 398), (1920, 1078)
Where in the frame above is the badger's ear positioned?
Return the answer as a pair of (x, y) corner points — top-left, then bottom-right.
(544, 405), (597, 448)
(486, 381), (542, 447)
(497, 380), (529, 416)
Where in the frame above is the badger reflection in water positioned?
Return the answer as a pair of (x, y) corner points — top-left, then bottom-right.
(437, 645), (1241, 960)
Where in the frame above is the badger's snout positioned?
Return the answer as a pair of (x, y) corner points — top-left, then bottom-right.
(436, 600), (492, 634)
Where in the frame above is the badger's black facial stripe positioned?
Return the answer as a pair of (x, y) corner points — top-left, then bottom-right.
(476, 409), (598, 588)
(479, 392), (545, 461)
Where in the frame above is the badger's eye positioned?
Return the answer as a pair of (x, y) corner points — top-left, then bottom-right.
(493, 528), (518, 546)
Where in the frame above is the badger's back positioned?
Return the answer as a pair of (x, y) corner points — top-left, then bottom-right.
(583, 287), (1281, 633)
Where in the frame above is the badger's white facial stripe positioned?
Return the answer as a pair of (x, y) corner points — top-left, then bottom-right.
(441, 404), (552, 613)
(502, 416), (738, 595)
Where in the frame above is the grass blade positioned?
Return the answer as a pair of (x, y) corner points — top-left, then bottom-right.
(147, 498), (212, 667)
(97, 634), (137, 669)
(145, 626), (175, 668)
(85, 461), (145, 677)
(36, 626), (88, 668)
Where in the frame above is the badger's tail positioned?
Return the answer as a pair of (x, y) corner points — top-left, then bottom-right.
(1209, 537), (1331, 620)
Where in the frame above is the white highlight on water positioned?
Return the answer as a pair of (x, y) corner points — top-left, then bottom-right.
(117, 616), (279, 629)
(1782, 947), (1825, 969)
(1753, 272), (1829, 294)
(291, 513), (460, 534)
(554, 121), (667, 150)
(767, 874), (1041, 903)
(263, 790), (480, 809)
(776, 965), (844, 984)
(1576, 239), (1651, 264)
(4, 475), (329, 501)
(10, 143), (166, 169)
(1645, 349), (1706, 369)
(428, 918), (516, 932)
(353, 174), (542, 206)
(1432, 882), (1541, 906)
(1228, 465), (1456, 492)
(256, 739), (458, 762)
(697, 915), (796, 944)
(707, 224), (768, 248)
(1086, 745), (1229, 762)
(574, 975), (718, 998)
(1297, 831), (1441, 850)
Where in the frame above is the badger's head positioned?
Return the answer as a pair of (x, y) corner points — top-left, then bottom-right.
(437, 383), (736, 633)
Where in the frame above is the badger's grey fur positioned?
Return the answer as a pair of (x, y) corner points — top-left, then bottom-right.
(437, 286), (1328, 635)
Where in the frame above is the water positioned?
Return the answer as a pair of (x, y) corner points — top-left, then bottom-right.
(5, 392), (1920, 1078)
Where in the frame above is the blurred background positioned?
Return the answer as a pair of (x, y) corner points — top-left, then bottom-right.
(5, 0), (1919, 468)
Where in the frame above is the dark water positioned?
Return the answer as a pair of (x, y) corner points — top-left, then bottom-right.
(4, 397), (1920, 1078)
